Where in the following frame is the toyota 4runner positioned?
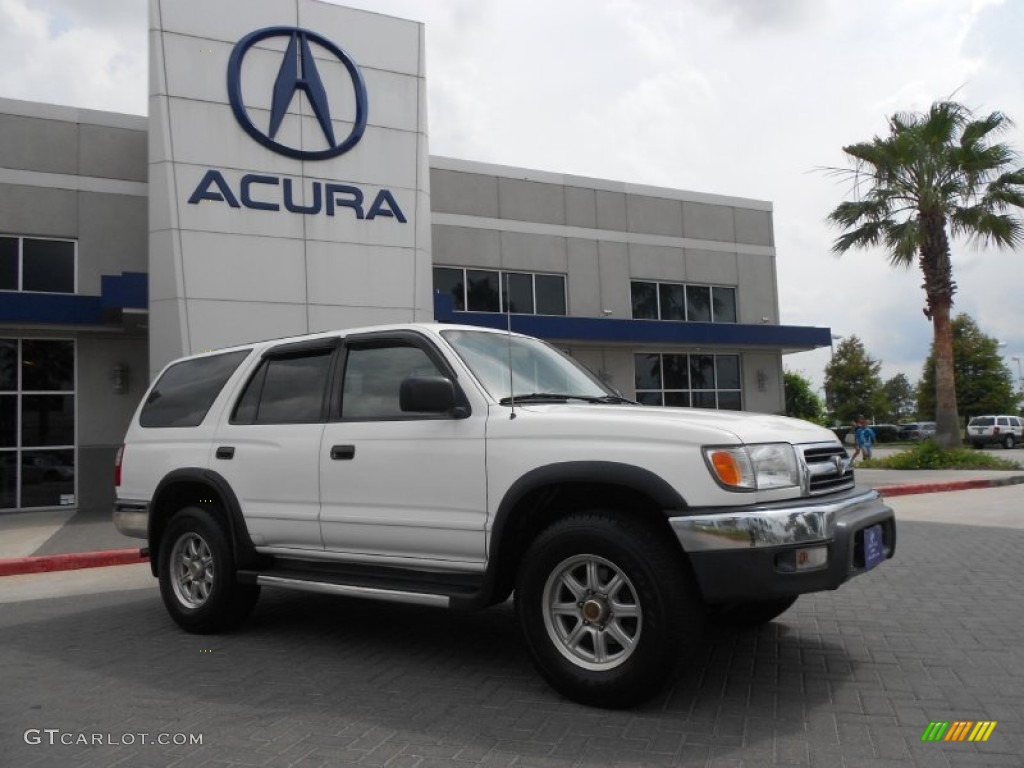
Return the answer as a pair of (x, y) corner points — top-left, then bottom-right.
(114, 323), (895, 707)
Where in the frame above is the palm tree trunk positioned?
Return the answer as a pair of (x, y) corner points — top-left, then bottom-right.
(920, 211), (961, 448)
(931, 303), (962, 448)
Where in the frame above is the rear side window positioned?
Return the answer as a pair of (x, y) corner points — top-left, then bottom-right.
(232, 349), (334, 425)
(140, 350), (250, 428)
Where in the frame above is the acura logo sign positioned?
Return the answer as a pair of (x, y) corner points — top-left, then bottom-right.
(227, 26), (368, 160)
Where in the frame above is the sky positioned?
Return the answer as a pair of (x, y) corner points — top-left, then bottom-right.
(2, 0), (1023, 394)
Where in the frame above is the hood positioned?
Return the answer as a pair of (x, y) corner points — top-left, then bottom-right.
(507, 403), (839, 447)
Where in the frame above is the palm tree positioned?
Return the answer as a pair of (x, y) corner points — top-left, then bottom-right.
(826, 101), (1024, 448)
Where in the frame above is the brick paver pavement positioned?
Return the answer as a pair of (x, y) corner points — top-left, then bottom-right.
(1, 520), (1021, 767)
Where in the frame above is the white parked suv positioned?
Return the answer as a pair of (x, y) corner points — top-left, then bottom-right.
(967, 415), (1024, 449)
(114, 324), (895, 707)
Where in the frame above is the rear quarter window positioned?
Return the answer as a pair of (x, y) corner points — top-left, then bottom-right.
(140, 350), (250, 428)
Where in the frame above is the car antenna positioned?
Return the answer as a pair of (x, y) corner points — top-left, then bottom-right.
(505, 279), (516, 420)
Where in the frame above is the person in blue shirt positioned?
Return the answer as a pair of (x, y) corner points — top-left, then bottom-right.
(851, 416), (876, 461)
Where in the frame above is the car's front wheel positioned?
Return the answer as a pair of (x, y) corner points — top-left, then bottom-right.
(1005, 435), (1016, 449)
(515, 510), (704, 708)
(158, 506), (260, 634)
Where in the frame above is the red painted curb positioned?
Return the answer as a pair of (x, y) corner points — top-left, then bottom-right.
(878, 479), (1001, 498)
(0, 549), (149, 577)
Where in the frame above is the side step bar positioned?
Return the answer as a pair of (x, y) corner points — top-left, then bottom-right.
(254, 574), (450, 608)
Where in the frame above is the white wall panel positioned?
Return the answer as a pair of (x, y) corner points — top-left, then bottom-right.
(150, 0), (431, 370)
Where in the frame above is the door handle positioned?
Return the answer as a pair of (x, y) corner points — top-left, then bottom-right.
(330, 445), (356, 460)
(215, 446), (235, 460)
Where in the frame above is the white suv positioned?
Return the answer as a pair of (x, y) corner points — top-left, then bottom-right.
(967, 415), (1024, 449)
(114, 323), (895, 707)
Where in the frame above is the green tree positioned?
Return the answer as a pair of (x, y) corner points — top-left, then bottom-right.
(916, 313), (1020, 421)
(825, 101), (1024, 448)
(882, 373), (917, 422)
(824, 336), (887, 424)
(784, 370), (825, 423)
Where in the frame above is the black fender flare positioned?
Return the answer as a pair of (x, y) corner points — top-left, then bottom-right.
(453, 462), (688, 610)
(148, 468), (259, 575)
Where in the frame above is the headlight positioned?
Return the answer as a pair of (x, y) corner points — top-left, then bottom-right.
(703, 443), (800, 491)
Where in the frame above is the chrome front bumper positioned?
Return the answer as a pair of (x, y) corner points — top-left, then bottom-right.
(669, 487), (896, 602)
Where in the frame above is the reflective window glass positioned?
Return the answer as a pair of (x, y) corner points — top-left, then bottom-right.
(0, 237), (17, 291)
(140, 350), (250, 428)
(22, 340), (74, 391)
(22, 239), (74, 293)
(692, 391), (717, 409)
(342, 344), (443, 419)
(686, 286), (712, 322)
(0, 451), (16, 509)
(659, 284), (686, 321)
(0, 339), (15, 391)
(432, 267), (465, 311)
(634, 354), (661, 390)
(503, 272), (534, 314)
(255, 352), (332, 424)
(631, 282), (658, 319)
(718, 391), (742, 411)
(0, 395), (15, 447)
(21, 395), (74, 446)
(716, 356), (740, 390)
(665, 391), (690, 408)
(635, 391), (662, 406)
(690, 355), (715, 389)
(712, 287), (737, 323)
(663, 354), (689, 390)
(535, 275), (566, 315)
(19, 449), (74, 508)
(466, 270), (500, 312)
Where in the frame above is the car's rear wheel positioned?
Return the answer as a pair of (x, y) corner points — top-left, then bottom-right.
(515, 510), (704, 708)
(158, 506), (260, 634)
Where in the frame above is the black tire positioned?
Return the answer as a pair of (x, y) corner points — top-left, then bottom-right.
(158, 506), (260, 634)
(514, 510), (704, 709)
(1005, 435), (1016, 450)
(972, 442), (983, 450)
(709, 596), (798, 628)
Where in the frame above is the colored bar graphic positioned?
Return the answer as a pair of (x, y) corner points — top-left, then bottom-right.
(921, 720), (996, 742)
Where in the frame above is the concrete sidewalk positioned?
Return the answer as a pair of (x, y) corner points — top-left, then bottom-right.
(1, 468), (1023, 576)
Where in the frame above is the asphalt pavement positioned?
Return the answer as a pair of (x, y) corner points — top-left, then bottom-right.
(1, 484), (1022, 767)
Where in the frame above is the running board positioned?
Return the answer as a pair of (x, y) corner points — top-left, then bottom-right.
(254, 574), (450, 608)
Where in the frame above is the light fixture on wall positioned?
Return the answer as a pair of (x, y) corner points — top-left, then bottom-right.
(756, 368), (769, 392)
(111, 363), (130, 395)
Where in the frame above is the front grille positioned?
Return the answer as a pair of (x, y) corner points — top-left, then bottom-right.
(802, 444), (855, 495)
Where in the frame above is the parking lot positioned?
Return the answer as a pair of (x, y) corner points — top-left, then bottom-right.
(1, 491), (1022, 767)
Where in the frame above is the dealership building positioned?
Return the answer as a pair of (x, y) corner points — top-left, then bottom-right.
(0, 0), (830, 514)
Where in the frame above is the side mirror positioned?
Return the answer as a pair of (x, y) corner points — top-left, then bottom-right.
(399, 376), (465, 416)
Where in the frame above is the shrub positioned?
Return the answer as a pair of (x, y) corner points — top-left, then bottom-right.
(860, 440), (1021, 470)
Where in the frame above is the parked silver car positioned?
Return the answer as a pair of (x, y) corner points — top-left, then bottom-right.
(899, 422), (936, 441)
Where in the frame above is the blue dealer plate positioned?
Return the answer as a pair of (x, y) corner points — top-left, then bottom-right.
(863, 524), (885, 570)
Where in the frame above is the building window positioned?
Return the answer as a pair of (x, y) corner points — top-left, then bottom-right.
(634, 352), (742, 410)
(434, 267), (567, 316)
(0, 236), (76, 294)
(630, 280), (737, 323)
(0, 338), (76, 510)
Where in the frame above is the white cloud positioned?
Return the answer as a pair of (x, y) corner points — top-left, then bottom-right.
(2, 0), (1022, 393)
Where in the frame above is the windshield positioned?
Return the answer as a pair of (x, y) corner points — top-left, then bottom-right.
(441, 329), (614, 403)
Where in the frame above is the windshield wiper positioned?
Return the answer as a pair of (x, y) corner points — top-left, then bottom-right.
(498, 393), (635, 405)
